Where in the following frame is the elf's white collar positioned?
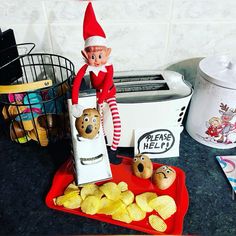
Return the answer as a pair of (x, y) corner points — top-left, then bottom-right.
(87, 62), (111, 76)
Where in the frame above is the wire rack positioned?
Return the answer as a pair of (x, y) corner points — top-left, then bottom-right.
(0, 44), (75, 146)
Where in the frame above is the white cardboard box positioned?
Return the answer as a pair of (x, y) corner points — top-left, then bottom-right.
(134, 126), (183, 158)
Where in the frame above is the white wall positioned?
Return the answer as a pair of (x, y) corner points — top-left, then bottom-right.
(1, 0), (236, 72)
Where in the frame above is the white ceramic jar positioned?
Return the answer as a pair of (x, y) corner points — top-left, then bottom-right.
(186, 55), (236, 149)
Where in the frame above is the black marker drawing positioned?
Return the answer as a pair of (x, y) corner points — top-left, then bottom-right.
(137, 129), (175, 154)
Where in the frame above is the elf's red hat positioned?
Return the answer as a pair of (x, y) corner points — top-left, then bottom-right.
(83, 2), (107, 48)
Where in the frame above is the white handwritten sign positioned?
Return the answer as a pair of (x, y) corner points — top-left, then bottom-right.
(134, 126), (183, 158)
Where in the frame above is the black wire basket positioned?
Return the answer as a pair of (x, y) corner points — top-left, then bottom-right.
(0, 43), (75, 146)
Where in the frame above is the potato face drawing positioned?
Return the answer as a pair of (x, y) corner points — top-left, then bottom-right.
(132, 154), (153, 179)
(75, 108), (100, 139)
(152, 165), (176, 190)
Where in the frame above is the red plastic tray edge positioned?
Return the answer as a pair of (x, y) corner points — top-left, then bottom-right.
(45, 156), (189, 235)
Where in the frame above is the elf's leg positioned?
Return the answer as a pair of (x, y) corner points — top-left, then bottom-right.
(106, 97), (121, 151)
(98, 102), (106, 137)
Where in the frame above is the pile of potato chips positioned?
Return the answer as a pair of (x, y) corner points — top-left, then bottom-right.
(53, 181), (177, 233)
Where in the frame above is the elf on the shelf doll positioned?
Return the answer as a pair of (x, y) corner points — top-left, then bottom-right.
(71, 2), (121, 161)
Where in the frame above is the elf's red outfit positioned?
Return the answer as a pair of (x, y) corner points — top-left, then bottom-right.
(71, 63), (121, 151)
(71, 64), (116, 105)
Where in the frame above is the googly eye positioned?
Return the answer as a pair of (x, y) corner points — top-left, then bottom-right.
(141, 156), (145, 161)
(92, 117), (97, 123)
(83, 116), (89, 122)
(166, 170), (170, 173)
(162, 166), (167, 170)
(133, 157), (137, 162)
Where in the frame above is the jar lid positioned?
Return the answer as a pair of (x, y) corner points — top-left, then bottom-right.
(199, 55), (236, 89)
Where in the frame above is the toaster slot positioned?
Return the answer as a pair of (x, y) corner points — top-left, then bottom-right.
(114, 74), (172, 103)
(116, 82), (169, 93)
(112, 72), (192, 103)
(116, 92), (179, 103)
(113, 74), (164, 83)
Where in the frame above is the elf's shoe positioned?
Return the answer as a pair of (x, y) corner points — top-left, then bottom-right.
(108, 148), (122, 165)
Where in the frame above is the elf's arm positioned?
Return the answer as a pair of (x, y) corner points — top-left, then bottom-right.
(97, 65), (114, 104)
(72, 64), (88, 105)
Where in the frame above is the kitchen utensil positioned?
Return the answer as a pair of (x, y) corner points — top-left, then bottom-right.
(103, 70), (192, 147)
(0, 49), (74, 146)
(68, 93), (112, 185)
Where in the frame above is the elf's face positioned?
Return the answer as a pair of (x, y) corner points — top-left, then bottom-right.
(82, 46), (111, 67)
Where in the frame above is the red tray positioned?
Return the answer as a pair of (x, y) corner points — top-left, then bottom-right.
(45, 156), (189, 235)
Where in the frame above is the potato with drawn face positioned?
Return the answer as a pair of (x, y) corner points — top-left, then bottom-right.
(152, 165), (176, 190)
(132, 154), (153, 179)
(75, 108), (100, 139)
